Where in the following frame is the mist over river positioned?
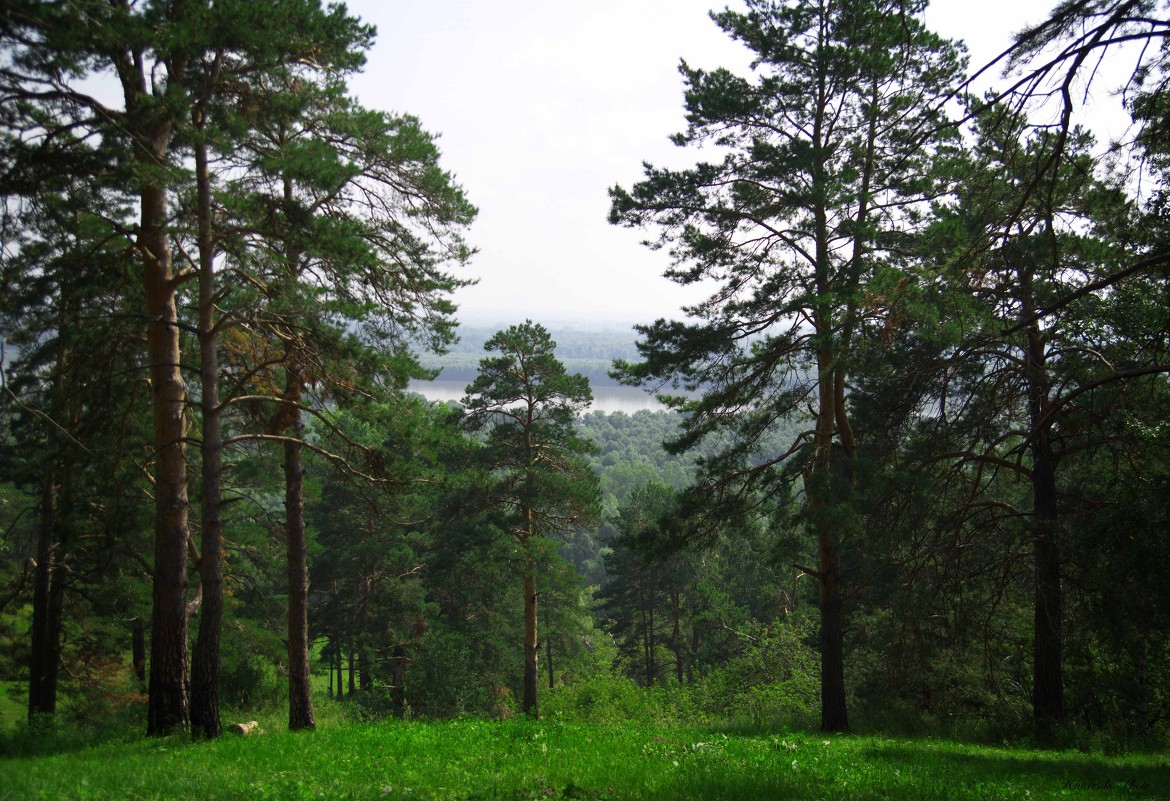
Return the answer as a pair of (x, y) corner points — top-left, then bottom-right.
(408, 379), (668, 414)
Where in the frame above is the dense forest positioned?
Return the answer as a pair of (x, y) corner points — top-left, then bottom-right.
(1, 0), (1168, 763)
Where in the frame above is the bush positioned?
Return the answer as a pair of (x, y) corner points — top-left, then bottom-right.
(220, 651), (287, 712)
(544, 618), (821, 729)
(405, 627), (497, 718)
(544, 673), (659, 724)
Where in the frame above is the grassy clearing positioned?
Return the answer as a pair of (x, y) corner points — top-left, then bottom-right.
(1, 717), (1166, 800)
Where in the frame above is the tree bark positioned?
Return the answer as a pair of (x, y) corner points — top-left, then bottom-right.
(359, 647), (372, 692)
(28, 479), (55, 720)
(391, 643), (406, 716)
(190, 131), (224, 740)
(523, 570), (539, 717)
(1027, 326), (1063, 744)
(142, 169), (192, 736)
(547, 637), (554, 690)
(285, 409), (315, 730)
(811, 346), (850, 734)
(348, 640), (356, 697)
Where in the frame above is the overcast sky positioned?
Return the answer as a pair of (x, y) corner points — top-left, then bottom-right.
(342, 0), (1109, 328)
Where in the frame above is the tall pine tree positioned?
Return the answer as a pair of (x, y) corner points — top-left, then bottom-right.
(610, 0), (964, 731)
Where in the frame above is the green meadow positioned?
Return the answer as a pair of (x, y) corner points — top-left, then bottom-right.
(2, 714), (1166, 801)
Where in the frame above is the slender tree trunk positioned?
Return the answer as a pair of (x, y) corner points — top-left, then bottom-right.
(647, 591), (656, 688)
(547, 638), (554, 690)
(359, 647), (371, 692)
(1027, 326), (1063, 744)
(811, 344), (849, 733)
(28, 479), (55, 720)
(336, 639), (345, 701)
(276, 168), (314, 731)
(673, 592), (684, 685)
(285, 405), (315, 730)
(391, 644), (406, 716)
(41, 529), (67, 715)
(639, 575), (651, 687)
(348, 640), (356, 697)
(522, 569), (539, 717)
(142, 168), (192, 736)
(29, 300), (77, 720)
(1137, 648), (1151, 738)
(191, 131), (224, 740)
(689, 628), (700, 683)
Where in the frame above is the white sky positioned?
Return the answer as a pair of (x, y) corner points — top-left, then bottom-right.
(344, 0), (1116, 327)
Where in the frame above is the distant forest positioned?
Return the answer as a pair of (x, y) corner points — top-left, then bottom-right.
(418, 326), (643, 386)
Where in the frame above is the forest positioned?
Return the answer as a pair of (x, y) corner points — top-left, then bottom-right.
(1, 0), (1169, 798)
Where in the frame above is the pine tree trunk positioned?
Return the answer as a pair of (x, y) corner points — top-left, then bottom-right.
(28, 479), (57, 719)
(142, 170), (191, 736)
(285, 418), (315, 731)
(522, 570), (539, 718)
(818, 534), (848, 732)
(1027, 327), (1063, 744)
(41, 534), (67, 716)
(28, 490), (68, 720)
(191, 133), (223, 740)
(391, 644), (406, 716)
(648, 600), (656, 689)
(359, 648), (371, 692)
(639, 576), (651, 687)
(348, 641), (356, 697)
(811, 347), (849, 733)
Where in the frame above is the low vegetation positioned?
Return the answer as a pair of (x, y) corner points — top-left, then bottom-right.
(2, 711), (1166, 801)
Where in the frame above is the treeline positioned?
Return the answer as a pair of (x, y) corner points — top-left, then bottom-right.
(417, 354), (621, 387)
(416, 326), (642, 386)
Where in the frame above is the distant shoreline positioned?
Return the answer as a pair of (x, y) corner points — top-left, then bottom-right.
(409, 379), (669, 415)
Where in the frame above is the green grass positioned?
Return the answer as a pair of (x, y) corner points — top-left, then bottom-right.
(0, 682), (26, 732)
(1, 717), (1166, 800)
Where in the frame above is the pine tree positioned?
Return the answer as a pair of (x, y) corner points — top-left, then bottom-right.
(610, 0), (964, 731)
(462, 322), (601, 717)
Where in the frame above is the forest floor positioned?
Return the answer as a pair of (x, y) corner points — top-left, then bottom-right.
(1, 715), (1166, 800)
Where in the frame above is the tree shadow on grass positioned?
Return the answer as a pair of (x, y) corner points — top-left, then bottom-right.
(863, 741), (1170, 800)
(0, 717), (144, 759)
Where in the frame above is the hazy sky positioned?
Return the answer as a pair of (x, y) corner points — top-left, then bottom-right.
(343, 1), (1110, 327)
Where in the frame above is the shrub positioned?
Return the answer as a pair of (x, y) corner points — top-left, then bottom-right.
(220, 651), (287, 712)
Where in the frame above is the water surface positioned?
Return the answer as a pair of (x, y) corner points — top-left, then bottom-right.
(408, 379), (667, 414)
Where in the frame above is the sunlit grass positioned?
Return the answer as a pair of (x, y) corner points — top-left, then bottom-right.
(1, 717), (1166, 800)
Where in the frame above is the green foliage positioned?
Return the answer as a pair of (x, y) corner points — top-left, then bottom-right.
(219, 651), (288, 713)
(463, 321), (602, 540)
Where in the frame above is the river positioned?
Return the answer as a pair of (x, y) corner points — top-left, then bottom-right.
(407, 379), (669, 414)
